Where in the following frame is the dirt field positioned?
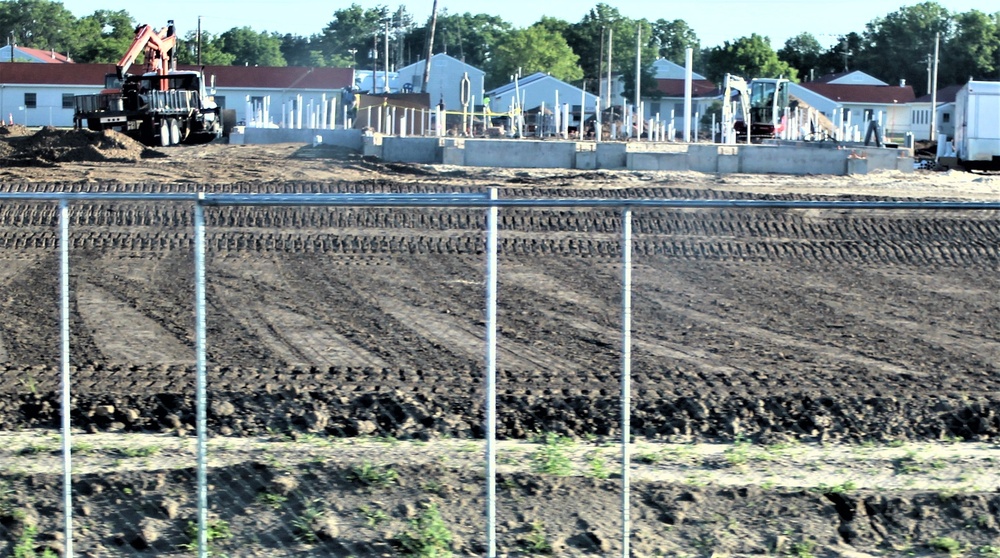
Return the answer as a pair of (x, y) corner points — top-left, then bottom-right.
(2, 129), (1000, 557)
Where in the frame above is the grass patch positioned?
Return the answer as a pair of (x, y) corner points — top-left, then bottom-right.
(398, 502), (453, 557)
(530, 433), (574, 476)
(347, 461), (399, 489)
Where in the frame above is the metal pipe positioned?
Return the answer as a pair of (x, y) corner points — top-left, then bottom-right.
(484, 188), (498, 558)
(194, 197), (208, 558)
(59, 198), (73, 558)
(4, 193), (1000, 212)
(620, 207), (632, 558)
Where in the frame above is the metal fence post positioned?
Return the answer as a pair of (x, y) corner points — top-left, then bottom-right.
(485, 188), (498, 558)
(194, 197), (208, 558)
(59, 199), (74, 558)
(620, 207), (633, 558)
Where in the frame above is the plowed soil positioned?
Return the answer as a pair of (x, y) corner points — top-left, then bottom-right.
(1, 134), (1000, 557)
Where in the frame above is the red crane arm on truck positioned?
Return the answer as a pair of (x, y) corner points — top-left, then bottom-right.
(116, 21), (176, 89)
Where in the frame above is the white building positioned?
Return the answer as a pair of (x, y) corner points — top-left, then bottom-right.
(486, 72), (598, 125)
(643, 59), (721, 135)
(794, 71), (918, 140)
(0, 62), (355, 127)
(396, 53), (485, 112)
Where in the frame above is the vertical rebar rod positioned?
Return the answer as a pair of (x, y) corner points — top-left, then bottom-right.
(620, 207), (633, 558)
(194, 198), (208, 558)
(59, 199), (73, 558)
(485, 188), (498, 558)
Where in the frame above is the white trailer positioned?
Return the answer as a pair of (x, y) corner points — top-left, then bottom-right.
(953, 80), (1000, 170)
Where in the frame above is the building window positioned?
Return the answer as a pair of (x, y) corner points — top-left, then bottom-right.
(24, 93), (36, 109)
(62, 93), (74, 109)
(215, 95), (226, 110)
(942, 112), (950, 123)
(673, 103), (685, 117)
(863, 109), (874, 121)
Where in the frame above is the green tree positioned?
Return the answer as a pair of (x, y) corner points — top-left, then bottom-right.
(704, 33), (797, 83)
(486, 24), (582, 89)
(946, 10), (1000, 84)
(218, 27), (286, 66)
(320, 4), (389, 70)
(651, 18), (700, 65)
(778, 32), (823, 81)
(279, 33), (340, 67)
(816, 32), (864, 76)
(427, 11), (511, 69)
(854, 1), (951, 92)
(0, 0), (79, 53)
(565, 5), (659, 100)
(175, 30), (236, 65)
(71, 9), (135, 63)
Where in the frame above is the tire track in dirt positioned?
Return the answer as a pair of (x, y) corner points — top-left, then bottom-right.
(0, 258), (37, 362)
(674, 261), (1000, 384)
(631, 265), (921, 379)
(73, 280), (189, 365)
(373, 297), (588, 374)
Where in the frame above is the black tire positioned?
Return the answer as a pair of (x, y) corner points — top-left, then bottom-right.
(222, 109), (237, 137)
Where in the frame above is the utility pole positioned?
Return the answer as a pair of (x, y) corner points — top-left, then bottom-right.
(598, 27), (605, 97)
(634, 27), (641, 114)
(929, 32), (940, 143)
(420, 0), (439, 94)
(606, 27), (613, 106)
(384, 21), (390, 93)
(197, 16), (202, 66)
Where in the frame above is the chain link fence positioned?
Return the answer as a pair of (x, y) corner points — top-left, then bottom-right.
(1, 191), (1000, 557)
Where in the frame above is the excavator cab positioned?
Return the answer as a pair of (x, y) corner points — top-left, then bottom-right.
(748, 79), (789, 127)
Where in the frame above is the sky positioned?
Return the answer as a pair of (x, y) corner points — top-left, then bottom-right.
(58, 0), (1000, 51)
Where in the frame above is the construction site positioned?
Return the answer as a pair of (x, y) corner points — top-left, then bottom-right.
(0, 119), (998, 556)
(2, 10), (1000, 558)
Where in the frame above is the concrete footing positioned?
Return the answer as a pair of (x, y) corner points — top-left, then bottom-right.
(238, 128), (913, 176)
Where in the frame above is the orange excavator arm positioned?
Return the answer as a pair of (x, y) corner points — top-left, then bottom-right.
(116, 20), (177, 87)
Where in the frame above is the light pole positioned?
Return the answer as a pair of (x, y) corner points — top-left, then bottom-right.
(348, 48), (357, 68)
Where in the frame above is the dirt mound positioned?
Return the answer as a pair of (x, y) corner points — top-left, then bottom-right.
(0, 123), (31, 137)
(0, 127), (158, 166)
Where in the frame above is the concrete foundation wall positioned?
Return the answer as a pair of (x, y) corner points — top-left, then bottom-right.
(233, 130), (914, 175)
(243, 127), (363, 150)
(596, 143), (627, 169)
(739, 145), (848, 175)
(464, 140), (576, 168)
(382, 137), (441, 164)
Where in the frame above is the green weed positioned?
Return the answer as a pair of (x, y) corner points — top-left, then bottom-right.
(292, 500), (325, 544)
(530, 433), (573, 476)
(398, 502), (453, 557)
(585, 452), (610, 480)
(256, 492), (287, 509)
(181, 519), (232, 556)
(929, 536), (962, 556)
(359, 505), (389, 527)
(522, 520), (552, 554)
(347, 461), (399, 489)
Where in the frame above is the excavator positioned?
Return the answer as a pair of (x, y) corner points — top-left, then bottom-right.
(73, 21), (235, 146)
(723, 74), (835, 143)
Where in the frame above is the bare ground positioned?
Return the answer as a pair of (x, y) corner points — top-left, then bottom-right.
(1, 131), (1000, 557)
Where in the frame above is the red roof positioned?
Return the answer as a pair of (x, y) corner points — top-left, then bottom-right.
(0, 62), (354, 90)
(656, 78), (719, 98)
(177, 65), (354, 90)
(0, 62), (108, 84)
(799, 83), (916, 104)
(15, 46), (74, 64)
(914, 84), (962, 104)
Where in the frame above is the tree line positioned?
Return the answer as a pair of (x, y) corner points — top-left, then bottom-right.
(1, 0), (997, 98)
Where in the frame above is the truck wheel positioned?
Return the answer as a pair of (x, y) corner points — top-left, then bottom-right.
(169, 119), (181, 145)
(160, 120), (170, 147)
(222, 109), (237, 137)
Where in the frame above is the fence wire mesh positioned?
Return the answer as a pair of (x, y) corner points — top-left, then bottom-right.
(1, 190), (1000, 558)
